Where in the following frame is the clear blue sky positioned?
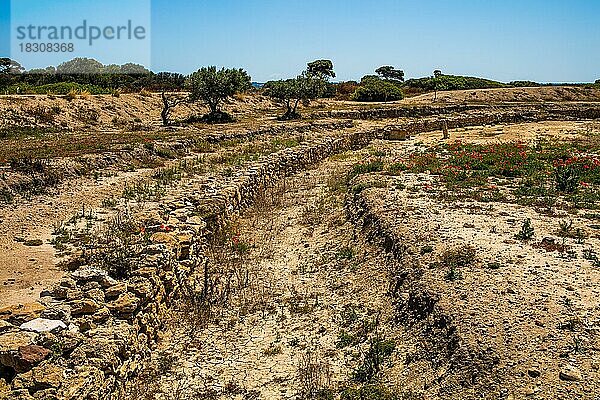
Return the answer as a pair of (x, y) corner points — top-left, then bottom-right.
(1, 0), (599, 83)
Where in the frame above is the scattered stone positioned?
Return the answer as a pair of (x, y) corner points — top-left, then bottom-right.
(527, 366), (541, 378)
(30, 363), (63, 389)
(1, 345), (51, 373)
(105, 283), (127, 299)
(92, 307), (111, 323)
(85, 288), (106, 304)
(19, 318), (67, 333)
(559, 364), (582, 381)
(58, 366), (104, 399)
(40, 305), (71, 323)
(71, 266), (116, 287)
(0, 320), (13, 333)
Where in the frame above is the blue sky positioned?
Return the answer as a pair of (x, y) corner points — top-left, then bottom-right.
(1, 0), (599, 82)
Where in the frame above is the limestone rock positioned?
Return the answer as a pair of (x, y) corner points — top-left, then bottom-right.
(70, 266), (116, 287)
(128, 277), (153, 300)
(0, 320), (13, 333)
(105, 283), (127, 299)
(92, 307), (111, 323)
(0, 331), (36, 352)
(0, 303), (45, 325)
(107, 293), (139, 315)
(58, 366), (105, 400)
(31, 364), (63, 390)
(84, 288), (105, 304)
(19, 318), (67, 333)
(40, 305), (71, 323)
(69, 299), (99, 316)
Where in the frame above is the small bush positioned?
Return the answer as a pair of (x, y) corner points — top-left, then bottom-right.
(353, 338), (395, 383)
(297, 351), (332, 400)
(515, 218), (535, 241)
(340, 384), (400, 400)
(555, 165), (579, 193)
(439, 245), (476, 268)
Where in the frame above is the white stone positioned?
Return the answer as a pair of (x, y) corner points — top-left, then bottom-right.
(19, 318), (67, 333)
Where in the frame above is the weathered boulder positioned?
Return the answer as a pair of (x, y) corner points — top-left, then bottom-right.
(92, 307), (111, 323)
(57, 366), (105, 400)
(127, 277), (153, 300)
(84, 288), (105, 304)
(70, 266), (116, 287)
(105, 283), (127, 299)
(40, 304), (71, 323)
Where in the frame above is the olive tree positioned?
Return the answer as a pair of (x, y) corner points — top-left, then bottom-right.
(186, 66), (252, 123)
(160, 92), (187, 126)
(375, 66), (404, 82)
(307, 59), (336, 80)
(264, 73), (326, 120)
(264, 60), (333, 120)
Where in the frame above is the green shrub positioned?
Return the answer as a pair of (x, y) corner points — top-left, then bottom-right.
(555, 165), (579, 193)
(348, 159), (384, 180)
(515, 218), (535, 241)
(351, 78), (403, 102)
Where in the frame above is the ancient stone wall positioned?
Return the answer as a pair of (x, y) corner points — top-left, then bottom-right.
(0, 130), (371, 400)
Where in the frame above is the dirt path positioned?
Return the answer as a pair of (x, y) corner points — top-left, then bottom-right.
(146, 155), (403, 399)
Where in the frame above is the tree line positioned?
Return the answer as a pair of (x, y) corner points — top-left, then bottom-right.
(3, 57), (597, 125)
